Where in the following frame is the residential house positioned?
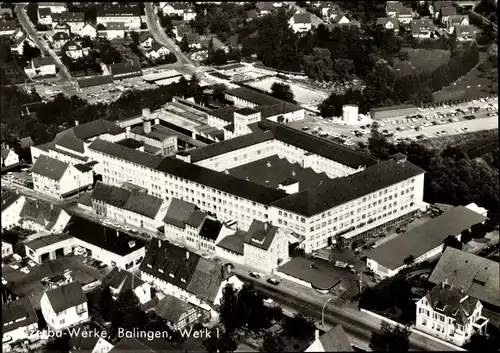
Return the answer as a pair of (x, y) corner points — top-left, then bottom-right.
(161, 3), (190, 16)
(386, 1), (403, 17)
(52, 12), (86, 34)
(305, 325), (353, 352)
(364, 205), (487, 279)
(69, 322), (114, 353)
(40, 282), (89, 331)
(186, 33), (202, 49)
(329, 14), (354, 28)
(61, 41), (90, 60)
(31, 154), (94, 199)
(98, 22), (126, 40)
(411, 19), (435, 39)
(19, 198), (71, 233)
(50, 31), (71, 50)
(174, 24), (192, 42)
(139, 32), (155, 49)
(140, 239), (244, 315)
(429, 247), (500, 312)
(0, 20), (16, 36)
(376, 17), (400, 32)
(26, 57), (57, 77)
(38, 3), (68, 14)
(145, 43), (171, 61)
(440, 6), (457, 24)
(2, 240), (14, 258)
(102, 268), (152, 305)
(1, 145), (19, 168)
(79, 23), (97, 39)
(396, 7), (413, 24)
(256, 2), (275, 16)
(289, 13), (312, 33)
(183, 8), (197, 22)
(430, 1), (453, 18)
(154, 294), (205, 331)
(96, 5), (142, 30)
(1, 189), (25, 230)
(2, 297), (39, 346)
(242, 220), (290, 274)
(53, 22), (71, 35)
(9, 34), (35, 56)
(321, 3), (340, 18)
(447, 15), (469, 33)
(163, 198), (198, 242)
(456, 25), (477, 41)
(64, 215), (147, 270)
(109, 61), (143, 80)
(415, 282), (489, 346)
(90, 181), (168, 231)
(38, 7), (52, 26)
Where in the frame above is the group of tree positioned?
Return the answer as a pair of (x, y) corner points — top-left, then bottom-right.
(370, 321), (411, 352)
(270, 82), (296, 103)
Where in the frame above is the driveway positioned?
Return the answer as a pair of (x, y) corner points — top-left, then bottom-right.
(15, 4), (72, 84)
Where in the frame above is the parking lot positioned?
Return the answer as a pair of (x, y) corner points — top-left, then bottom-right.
(2, 169), (33, 188)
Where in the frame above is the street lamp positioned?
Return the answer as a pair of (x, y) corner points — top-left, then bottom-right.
(321, 297), (332, 327)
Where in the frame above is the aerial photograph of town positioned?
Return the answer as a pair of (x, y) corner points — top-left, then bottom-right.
(0, 1), (498, 352)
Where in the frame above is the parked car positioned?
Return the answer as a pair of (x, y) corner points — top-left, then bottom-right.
(267, 278), (281, 286)
(27, 260), (36, 267)
(20, 267), (30, 274)
(249, 271), (261, 279)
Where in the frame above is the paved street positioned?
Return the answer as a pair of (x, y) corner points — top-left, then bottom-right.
(15, 4), (72, 84)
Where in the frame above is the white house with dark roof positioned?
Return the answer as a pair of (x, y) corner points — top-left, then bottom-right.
(96, 4), (142, 30)
(139, 32), (155, 49)
(145, 43), (171, 61)
(79, 23), (97, 39)
(305, 325), (353, 352)
(52, 22), (71, 36)
(440, 6), (457, 23)
(396, 6), (413, 24)
(31, 154), (93, 199)
(98, 22), (126, 40)
(69, 322), (114, 353)
(415, 282), (489, 346)
(256, 2), (275, 15)
(376, 17), (400, 32)
(26, 57), (57, 77)
(91, 181), (168, 231)
(411, 19), (435, 39)
(140, 239), (244, 314)
(52, 12), (85, 34)
(61, 40), (89, 60)
(161, 3), (190, 16)
(289, 13), (312, 33)
(456, 25), (477, 41)
(446, 15), (469, 33)
(24, 233), (75, 264)
(1, 189), (25, 230)
(40, 281), (89, 331)
(38, 7), (52, 26)
(50, 31), (71, 49)
(103, 267), (152, 305)
(2, 297), (39, 345)
(183, 8), (197, 21)
(38, 3), (67, 14)
(364, 205), (487, 279)
(0, 20), (17, 36)
(9, 33), (35, 55)
(19, 198), (70, 233)
(1, 145), (19, 168)
(154, 293), (205, 331)
(386, 1), (403, 17)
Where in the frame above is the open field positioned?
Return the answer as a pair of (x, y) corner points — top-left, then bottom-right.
(248, 77), (328, 105)
(393, 48), (451, 76)
(433, 52), (495, 102)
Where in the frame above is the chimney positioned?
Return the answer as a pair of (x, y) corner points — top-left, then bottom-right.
(50, 203), (53, 210)
(266, 161), (272, 167)
(315, 329), (320, 341)
(460, 285), (464, 295)
(143, 118), (152, 134)
(186, 251), (190, 260)
(158, 239), (162, 247)
(264, 222), (268, 231)
(291, 170), (296, 176)
(75, 120), (79, 126)
(142, 108), (150, 118)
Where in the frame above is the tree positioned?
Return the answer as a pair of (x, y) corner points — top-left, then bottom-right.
(237, 283), (271, 333)
(464, 326), (500, 352)
(461, 229), (472, 244)
(302, 47), (334, 82)
(212, 83), (228, 101)
(470, 223), (487, 239)
(403, 255), (415, 267)
(283, 313), (315, 341)
(21, 41), (41, 64)
(212, 49), (228, 66)
(333, 58), (356, 82)
(219, 284), (240, 334)
(443, 235), (463, 252)
(270, 82), (295, 103)
(129, 31), (140, 44)
(41, 331), (71, 353)
(180, 35), (190, 53)
(110, 289), (147, 339)
(369, 321), (411, 352)
(97, 23), (106, 30)
(100, 285), (114, 321)
(260, 333), (285, 353)
(203, 331), (238, 353)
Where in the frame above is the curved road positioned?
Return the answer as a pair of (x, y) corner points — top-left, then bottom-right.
(15, 4), (72, 84)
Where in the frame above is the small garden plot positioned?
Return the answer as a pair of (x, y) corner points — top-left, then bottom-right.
(249, 77), (329, 105)
(393, 48), (451, 76)
(243, 70), (271, 79)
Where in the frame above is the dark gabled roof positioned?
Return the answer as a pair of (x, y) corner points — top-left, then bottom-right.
(363, 206), (487, 270)
(65, 215), (147, 256)
(255, 102), (302, 119)
(216, 232), (245, 255)
(20, 198), (63, 227)
(54, 22), (71, 30)
(109, 62), (143, 79)
(236, 107), (259, 116)
(91, 181), (130, 208)
(199, 218), (222, 241)
(259, 120), (379, 169)
(74, 119), (124, 139)
(447, 15), (468, 25)
(73, 162), (94, 173)
(69, 323), (103, 352)
(456, 25), (476, 37)
(163, 198), (197, 228)
(1, 189), (22, 212)
(226, 87), (283, 106)
(293, 13), (311, 24)
(411, 19), (434, 33)
(186, 210), (207, 228)
(151, 42), (165, 52)
(77, 75), (114, 88)
(425, 283), (478, 325)
(52, 31), (70, 41)
(243, 220), (278, 251)
(396, 7), (412, 16)
(432, 1), (453, 12)
(386, 1), (403, 12)
(124, 190), (164, 219)
(155, 157), (288, 206)
(271, 159), (425, 217)
(103, 268), (145, 293)
(186, 256), (224, 304)
(256, 2), (275, 11)
(45, 281), (87, 314)
(429, 247), (500, 308)
(0, 20), (17, 31)
(24, 233), (73, 251)
(32, 56), (56, 67)
(376, 17), (399, 29)
(440, 6), (457, 16)
(187, 130), (274, 162)
(38, 7), (52, 17)
(318, 325), (353, 352)
(139, 32), (153, 43)
(154, 294), (198, 323)
(51, 132), (85, 153)
(2, 297), (38, 334)
(88, 139), (163, 169)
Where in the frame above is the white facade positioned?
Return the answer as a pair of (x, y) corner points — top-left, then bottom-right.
(40, 292), (89, 331)
(108, 276), (152, 305)
(38, 3), (67, 14)
(96, 16), (141, 30)
(2, 300), (38, 345)
(243, 228), (289, 273)
(20, 209), (71, 234)
(183, 10), (197, 21)
(447, 16), (469, 33)
(99, 28), (125, 40)
(146, 46), (171, 60)
(2, 241), (13, 258)
(80, 23), (97, 39)
(32, 164), (93, 199)
(1, 195), (25, 230)
(289, 16), (312, 33)
(342, 105), (359, 125)
(25, 237), (75, 264)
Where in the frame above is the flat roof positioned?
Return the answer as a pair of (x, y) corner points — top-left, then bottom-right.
(131, 124), (177, 141)
(143, 70), (183, 82)
(24, 233), (73, 251)
(277, 257), (342, 290)
(157, 109), (201, 131)
(363, 206), (487, 270)
(227, 154), (330, 191)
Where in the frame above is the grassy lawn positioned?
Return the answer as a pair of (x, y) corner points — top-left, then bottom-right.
(393, 48), (451, 76)
(419, 128), (498, 151)
(433, 52), (495, 102)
